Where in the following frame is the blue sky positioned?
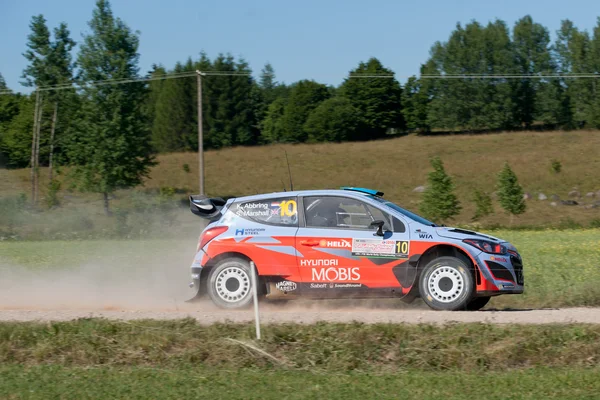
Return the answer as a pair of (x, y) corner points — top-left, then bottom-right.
(1, 0), (598, 92)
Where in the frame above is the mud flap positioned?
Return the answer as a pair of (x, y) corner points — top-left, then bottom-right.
(185, 267), (204, 303)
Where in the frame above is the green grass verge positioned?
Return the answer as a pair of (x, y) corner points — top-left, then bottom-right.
(2, 319), (600, 372)
(2, 365), (599, 400)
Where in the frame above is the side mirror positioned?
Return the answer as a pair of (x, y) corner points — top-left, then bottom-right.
(370, 220), (385, 237)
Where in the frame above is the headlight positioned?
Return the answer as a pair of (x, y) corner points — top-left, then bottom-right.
(463, 239), (507, 254)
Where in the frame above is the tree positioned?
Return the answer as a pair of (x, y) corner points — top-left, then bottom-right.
(426, 20), (517, 131)
(554, 20), (592, 128)
(304, 97), (361, 142)
(419, 156), (461, 223)
(151, 62), (194, 152)
(68, 0), (155, 215)
(471, 190), (494, 221)
(0, 94), (34, 168)
(496, 162), (526, 223)
(259, 97), (287, 143)
(202, 54), (257, 148)
(0, 73), (6, 90)
(339, 58), (403, 139)
(401, 76), (430, 132)
(280, 79), (330, 142)
(512, 16), (559, 128)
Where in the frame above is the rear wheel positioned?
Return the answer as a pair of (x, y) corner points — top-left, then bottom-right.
(464, 296), (491, 311)
(207, 257), (255, 309)
(419, 256), (474, 311)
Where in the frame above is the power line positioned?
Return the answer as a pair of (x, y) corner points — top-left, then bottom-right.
(420, 74), (600, 79)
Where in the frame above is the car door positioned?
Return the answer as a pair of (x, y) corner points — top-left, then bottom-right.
(295, 195), (412, 293)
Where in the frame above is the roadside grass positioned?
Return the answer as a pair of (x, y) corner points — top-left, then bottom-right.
(1, 130), (599, 230)
(1, 229), (598, 308)
(2, 365), (599, 400)
(2, 319), (600, 371)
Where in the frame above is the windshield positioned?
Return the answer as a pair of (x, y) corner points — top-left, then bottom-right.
(369, 196), (437, 227)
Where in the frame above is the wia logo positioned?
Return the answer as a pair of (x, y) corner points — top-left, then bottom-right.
(418, 232), (433, 239)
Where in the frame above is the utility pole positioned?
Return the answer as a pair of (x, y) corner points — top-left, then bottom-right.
(49, 102), (58, 182)
(196, 70), (205, 195)
(34, 93), (43, 205)
(30, 88), (40, 205)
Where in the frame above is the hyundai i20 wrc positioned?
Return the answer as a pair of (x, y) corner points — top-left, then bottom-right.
(187, 187), (524, 311)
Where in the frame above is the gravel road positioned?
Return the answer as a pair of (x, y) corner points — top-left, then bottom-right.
(2, 303), (600, 324)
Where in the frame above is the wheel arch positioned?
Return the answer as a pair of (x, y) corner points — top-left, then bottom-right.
(416, 244), (481, 286)
(201, 251), (266, 295)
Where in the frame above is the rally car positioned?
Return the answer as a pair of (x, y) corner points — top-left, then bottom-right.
(187, 187), (524, 311)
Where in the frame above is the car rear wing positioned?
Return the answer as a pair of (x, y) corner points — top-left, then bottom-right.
(189, 195), (227, 220)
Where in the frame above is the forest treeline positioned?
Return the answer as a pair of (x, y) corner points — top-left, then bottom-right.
(0, 0), (599, 206)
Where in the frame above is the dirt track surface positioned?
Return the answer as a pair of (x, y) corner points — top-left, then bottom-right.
(2, 304), (600, 325)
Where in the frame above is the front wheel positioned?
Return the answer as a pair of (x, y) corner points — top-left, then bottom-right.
(207, 257), (255, 309)
(418, 256), (474, 311)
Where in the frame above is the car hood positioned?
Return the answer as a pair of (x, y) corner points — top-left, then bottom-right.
(434, 227), (505, 242)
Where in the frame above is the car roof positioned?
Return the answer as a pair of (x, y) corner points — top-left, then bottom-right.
(230, 189), (379, 203)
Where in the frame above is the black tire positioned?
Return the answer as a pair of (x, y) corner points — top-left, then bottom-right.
(418, 256), (474, 311)
(207, 257), (255, 309)
(464, 296), (491, 311)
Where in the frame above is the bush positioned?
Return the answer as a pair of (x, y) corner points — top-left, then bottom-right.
(182, 163), (190, 173)
(550, 159), (562, 174)
(496, 162), (526, 223)
(46, 179), (61, 209)
(419, 156), (461, 223)
(589, 219), (600, 228)
(471, 190), (493, 221)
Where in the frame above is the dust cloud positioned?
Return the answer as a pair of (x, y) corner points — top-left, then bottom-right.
(0, 237), (214, 312)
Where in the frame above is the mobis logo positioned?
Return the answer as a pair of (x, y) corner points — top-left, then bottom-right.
(319, 239), (351, 248)
(311, 267), (360, 281)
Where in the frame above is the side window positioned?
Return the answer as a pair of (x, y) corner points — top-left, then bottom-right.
(233, 197), (298, 226)
(391, 216), (406, 233)
(303, 196), (390, 230)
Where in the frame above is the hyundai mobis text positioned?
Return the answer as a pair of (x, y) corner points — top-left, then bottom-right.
(187, 187), (523, 311)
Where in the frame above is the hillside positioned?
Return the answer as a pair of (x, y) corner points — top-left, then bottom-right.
(1, 130), (600, 228)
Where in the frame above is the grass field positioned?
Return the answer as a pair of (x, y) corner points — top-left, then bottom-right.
(2, 365), (599, 399)
(2, 319), (600, 399)
(1, 229), (599, 308)
(1, 129), (600, 229)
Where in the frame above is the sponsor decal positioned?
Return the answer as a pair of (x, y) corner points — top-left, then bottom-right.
(275, 280), (297, 292)
(352, 238), (409, 258)
(235, 199), (297, 218)
(300, 259), (339, 267)
(318, 239), (352, 248)
(332, 283), (362, 288)
(417, 232), (433, 239)
(236, 202), (271, 217)
(311, 267), (360, 281)
(310, 283), (328, 289)
(499, 283), (515, 289)
(235, 228), (266, 236)
(490, 256), (508, 262)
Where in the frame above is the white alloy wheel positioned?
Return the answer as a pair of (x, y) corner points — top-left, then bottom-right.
(207, 258), (255, 309)
(427, 265), (465, 303)
(418, 256), (474, 311)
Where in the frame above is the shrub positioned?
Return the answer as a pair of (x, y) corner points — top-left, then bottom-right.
(550, 159), (562, 174)
(419, 156), (461, 223)
(471, 190), (493, 221)
(46, 179), (61, 209)
(496, 162), (526, 224)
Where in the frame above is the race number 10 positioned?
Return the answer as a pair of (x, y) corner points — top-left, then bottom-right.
(395, 241), (409, 255)
(280, 200), (297, 217)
